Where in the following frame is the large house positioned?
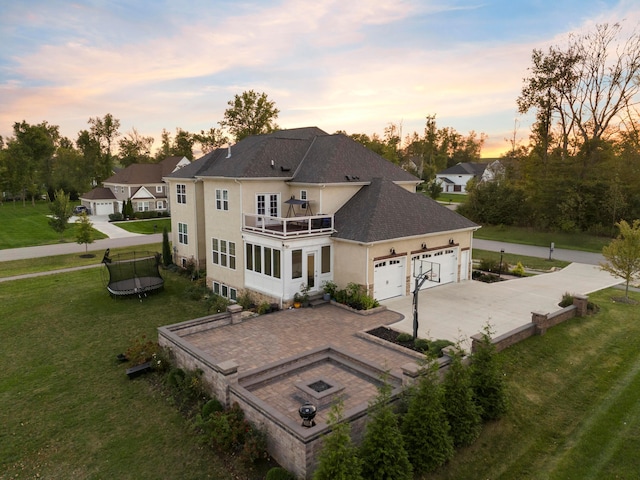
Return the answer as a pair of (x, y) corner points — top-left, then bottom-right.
(79, 156), (190, 215)
(435, 160), (503, 193)
(165, 128), (478, 306)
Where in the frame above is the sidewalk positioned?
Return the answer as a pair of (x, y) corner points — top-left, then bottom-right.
(0, 215), (163, 262)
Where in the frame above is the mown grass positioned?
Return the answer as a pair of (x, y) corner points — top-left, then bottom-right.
(473, 248), (570, 271)
(435, 192), (468, 203)
(114, 218), (171, 234)
(0, 243), (162, 279)
(0, 202), (107, 249)
(426, 287), (640, 480)
(475, 225), (611, 253)
(2, 257), (639, 478)
(0, 269), (272, 479)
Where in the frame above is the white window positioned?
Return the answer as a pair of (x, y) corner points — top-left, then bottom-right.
(245, 242), (281, 279)
(176, 184), (186, 204)
(213, 282), (237, 301)
(156, 200), (165, 210)
(212, 238), (236, 269)
(178, 222), (188, 244)
(300, 190), (308, 209)
(216, 189), (229, 211)
(137, 201), (150, 212)
(156, 185), (163, 193)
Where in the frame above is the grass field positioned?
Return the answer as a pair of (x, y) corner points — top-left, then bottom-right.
(114, 218), (171, 234)
(2, 257), (639, 478)
(0, 202), (107, 249)
(0, 268), (270, 479)
(473, 248), (570, 271)
(0, 243), (163, 279)
(475, 225), (611, 253)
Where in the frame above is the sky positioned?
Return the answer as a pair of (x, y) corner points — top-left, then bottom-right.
(1, 0), (638, 158)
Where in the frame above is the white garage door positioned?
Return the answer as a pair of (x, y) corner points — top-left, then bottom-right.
(95, 201), (114, 215)
(411, 248), (457, 291)
(374, 258), (405, 300)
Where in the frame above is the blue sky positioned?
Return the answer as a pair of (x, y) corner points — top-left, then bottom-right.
(1, 0), (637, 157)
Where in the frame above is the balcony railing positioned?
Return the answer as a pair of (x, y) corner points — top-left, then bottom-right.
(243, 213), (334, 238)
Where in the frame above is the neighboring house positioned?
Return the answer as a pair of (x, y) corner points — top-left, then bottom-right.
(435, 162), (488, 193)
(79, 156), (190, 215)
(165, 127), (478, 306)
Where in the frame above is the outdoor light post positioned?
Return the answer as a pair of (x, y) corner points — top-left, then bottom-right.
(499, 249), (505, 278)
(549, 242), (554, 260)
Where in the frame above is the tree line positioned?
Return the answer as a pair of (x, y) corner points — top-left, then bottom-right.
(460, 23), (640, 235)
(0, 90), (280, 203)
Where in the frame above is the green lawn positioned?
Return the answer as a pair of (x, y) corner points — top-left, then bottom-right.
(114, 218), (171, 234)
(0, 243), (162, 279)
(473, 248), (570, 271)
(435, 192), (468, 203)
(2, 259), (639, 478)
(0, 202), (107, 249)
(427, 288), (640, 479)
(0, 269), (269, 479)
(475, 225), (611, 253)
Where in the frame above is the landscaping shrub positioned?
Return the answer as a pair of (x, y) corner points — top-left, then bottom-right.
(206, 294), (230, 314)
(109, 212), (124, 221)
(397, 332), (413, 343)
(470, 326), (508, 421)
(125, 335), (161, 366)
(237, 291), (254, 310)
(360, 380), (412, 480)
(414, 338), (430, 352)
(313, 401), (363, 480)
(443, 348), (482, 447)
(322, 280), (338, 299)
(333, 282), (379, 310)
(430, 339), (454, 357)
(201, 398), (224, 418)
(257, 301), (271, 315)
(511, 261), (526, 277)
(266, 467), (296, 480)
(478, 258), (499, 272)
(402, 363), (454, 474)
(559, 292), (575, 307)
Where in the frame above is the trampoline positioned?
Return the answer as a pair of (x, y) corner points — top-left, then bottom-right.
(101, 249), (164, 299)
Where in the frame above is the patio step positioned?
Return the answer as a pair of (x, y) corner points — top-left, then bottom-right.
(309, 294), (329, 307)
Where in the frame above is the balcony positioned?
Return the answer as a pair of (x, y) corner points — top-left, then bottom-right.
(243, 213), (334, 238)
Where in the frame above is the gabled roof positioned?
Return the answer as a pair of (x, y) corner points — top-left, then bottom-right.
(105, 156), (187, 185)
(333, 178), (477, 243)
(437, 162), (487, 176)
(166, 127), (418, 184)
(80, 187), (116, 200)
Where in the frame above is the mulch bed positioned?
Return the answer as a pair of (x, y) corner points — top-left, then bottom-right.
(366, 326), (424, 353)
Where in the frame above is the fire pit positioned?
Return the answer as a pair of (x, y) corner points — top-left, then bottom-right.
(295, 377), (345, 409)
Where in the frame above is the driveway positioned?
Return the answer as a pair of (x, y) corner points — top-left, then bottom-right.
(381, 263), (621, 350)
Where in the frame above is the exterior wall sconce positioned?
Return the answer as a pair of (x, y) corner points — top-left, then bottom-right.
(421, 243), (427, 250)
(449, 238), (454, 245)
(390, 248), (396, 255)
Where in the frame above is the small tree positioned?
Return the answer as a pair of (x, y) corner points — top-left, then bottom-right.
(313, 401), (363, 480)
(220, 90), (280, 142)
(162, 226), (172, 266)
(75, 212), (94, 255)
(443, 346), (482, 447)
(360, 376), (412, 480)
(600, 219), (640, 298)
(48, 189), (73, 241)
(401, 362), (454, 474)
(425, 178), (443, 200)
(470, 324), (508, 421)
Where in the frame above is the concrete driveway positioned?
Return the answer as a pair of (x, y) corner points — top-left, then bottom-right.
(381, 263), (621, 350)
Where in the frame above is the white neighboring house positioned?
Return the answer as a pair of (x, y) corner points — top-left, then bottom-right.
(79, 156), (190, 215)
(435, 160), (504, 193)
(165, 127), (479, 306)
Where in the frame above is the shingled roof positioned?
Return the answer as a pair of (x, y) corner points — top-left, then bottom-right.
(437, 162), (487, 176)
(80, 187), (116, 200)
(166, 127), (418, 184)
(105, 156), (185, 185)
(333, 178), (478, 243)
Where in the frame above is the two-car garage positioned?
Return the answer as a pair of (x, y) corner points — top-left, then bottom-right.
(373, 247), (459, 301)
